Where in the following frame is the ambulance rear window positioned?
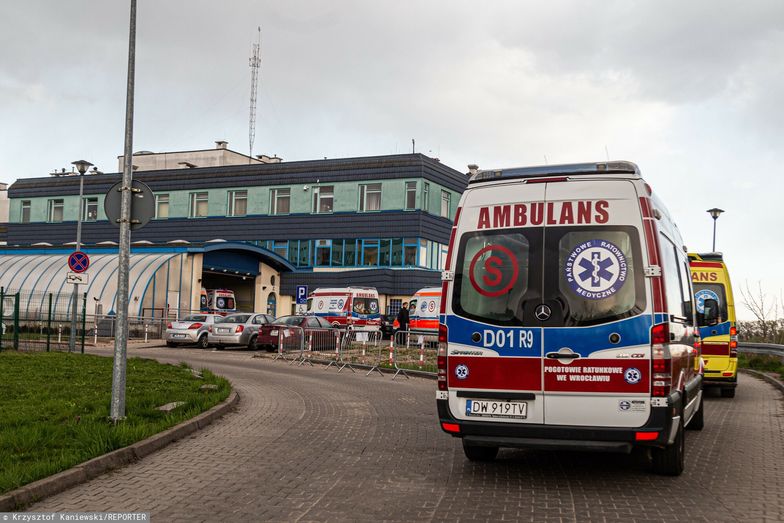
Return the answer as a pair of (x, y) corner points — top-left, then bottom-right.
(454, 231), (532, 324)
(555, 228), (644, 325)
(694, 283), (728, 326)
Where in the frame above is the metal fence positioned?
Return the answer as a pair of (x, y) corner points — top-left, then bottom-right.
(270, 328), (438, 379)
(0, 288), (178, 353)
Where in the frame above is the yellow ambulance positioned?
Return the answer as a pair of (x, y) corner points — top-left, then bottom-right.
(688, 253), (738, 398)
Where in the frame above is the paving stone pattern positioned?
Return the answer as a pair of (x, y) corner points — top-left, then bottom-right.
(30, 347), (784, 522)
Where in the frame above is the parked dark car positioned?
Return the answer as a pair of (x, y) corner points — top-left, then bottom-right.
(380, 314), (397, 339)
(256, 315), (338, 352)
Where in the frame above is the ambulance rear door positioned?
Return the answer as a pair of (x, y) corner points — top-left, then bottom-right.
(446, 181), (546, 425)
(539, 179), (652, 428)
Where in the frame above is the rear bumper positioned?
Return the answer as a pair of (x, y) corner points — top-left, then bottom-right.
(437, 396), (678, 452)
(165, 331), (199, 343)
(703, 374), (737, 387)
(208, 333), (246, 345)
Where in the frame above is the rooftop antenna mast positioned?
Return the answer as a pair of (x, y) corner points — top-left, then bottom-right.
(248, 27), (261, 161)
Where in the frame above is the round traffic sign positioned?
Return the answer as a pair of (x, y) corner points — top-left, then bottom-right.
(68, 251), (90, 273)
(104, 179), (155, 231)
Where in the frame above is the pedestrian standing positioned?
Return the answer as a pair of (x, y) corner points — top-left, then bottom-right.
(396, 302), (410, 338)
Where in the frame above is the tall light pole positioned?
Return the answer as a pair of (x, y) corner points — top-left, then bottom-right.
(111, 0), (137, 422)
(69, 159), (93, 353)
(707, 207), (724, 252)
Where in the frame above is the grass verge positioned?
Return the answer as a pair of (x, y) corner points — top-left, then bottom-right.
(0, 351), (230, 495)
(738, 353), (784, 380)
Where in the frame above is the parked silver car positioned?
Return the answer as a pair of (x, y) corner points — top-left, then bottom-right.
(208, 313), (275, 350)
(165, 314), (221, 348)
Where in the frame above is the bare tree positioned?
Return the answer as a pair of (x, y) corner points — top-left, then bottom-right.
(739, 281), (780, 342)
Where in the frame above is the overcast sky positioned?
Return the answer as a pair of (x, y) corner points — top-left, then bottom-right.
(1, 1), (781, 320)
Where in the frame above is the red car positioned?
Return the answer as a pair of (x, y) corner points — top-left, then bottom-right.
(256, 315), (338, 352)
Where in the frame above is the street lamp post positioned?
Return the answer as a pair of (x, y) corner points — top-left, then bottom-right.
(69, 160), (93, 353)
(707, 207), (724, 252)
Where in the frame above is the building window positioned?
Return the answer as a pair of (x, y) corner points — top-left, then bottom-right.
(331, 239), (344, 266)
(379, 239), (391, 266)
(48, 199), (64, 223)
(21, 200), (31, 223)
(423, 183), (430, 212)
(82, 197), (98, 221)
(228, 190), (247, 217)
(271, 188), (290, 215)
(315, 239), (332, 266)
(405, 181), (417, 210)
(312, 186), (334, 213)
(388, 298), (402, 316)
(404, 238), (418, 266)
(189, 192), (208, 218)
(361, 240), (379, 266)
(359, 183), (382, 212)
(440, 190), (451, 218)
(344, 240), (357, 266)
(272, 240), (288, 259)
(155, 194), (169, 219)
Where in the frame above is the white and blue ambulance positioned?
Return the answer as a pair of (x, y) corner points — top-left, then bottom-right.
(436, 161), (703, 475)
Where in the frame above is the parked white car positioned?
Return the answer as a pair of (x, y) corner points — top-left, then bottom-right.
(208, 313), (275, 350)
(165, 314), (221, 349)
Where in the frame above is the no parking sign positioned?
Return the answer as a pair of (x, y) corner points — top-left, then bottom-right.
(68, 251), (90, 273)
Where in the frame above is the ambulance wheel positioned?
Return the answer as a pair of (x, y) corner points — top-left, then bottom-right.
(721, 387), (736, 398)
(687, 394), (704, 431)
(652, 415), (684, 476)
(462, 441), (498, 462)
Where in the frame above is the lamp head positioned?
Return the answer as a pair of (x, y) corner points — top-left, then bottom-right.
(706, 207), (724, 220)
(71, 160), (94, 175)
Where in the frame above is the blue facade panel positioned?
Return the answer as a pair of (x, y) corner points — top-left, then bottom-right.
(5, 211), (453, 246)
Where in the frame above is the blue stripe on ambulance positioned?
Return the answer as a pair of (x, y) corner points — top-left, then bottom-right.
(445, 314), (660, 357)
(698, 320), (730, 339)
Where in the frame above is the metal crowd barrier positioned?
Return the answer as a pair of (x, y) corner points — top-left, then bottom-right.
(268, 327), (438, 380)
(273, 326), (305, 362)
(298, 329), (340, 367)
(338, 330), (384, 375)
(391, 330), (439, 379)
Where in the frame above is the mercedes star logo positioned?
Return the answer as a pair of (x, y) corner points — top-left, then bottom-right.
(535, 304), (552, 321)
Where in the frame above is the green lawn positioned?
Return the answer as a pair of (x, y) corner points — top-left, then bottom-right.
(0, 351), (231, 494)
(738, 352), (784, 379)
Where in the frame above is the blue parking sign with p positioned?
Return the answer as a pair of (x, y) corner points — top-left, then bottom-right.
(296, 285), (308, 305)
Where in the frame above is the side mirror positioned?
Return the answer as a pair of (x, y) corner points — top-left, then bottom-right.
(703, 298), (719, 325)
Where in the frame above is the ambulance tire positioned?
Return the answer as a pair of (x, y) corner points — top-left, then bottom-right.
(462, 441), (498, 462)
(721, 387), (736, 398)
(687, 393), (704, 431)
(652, 415), (685, 476)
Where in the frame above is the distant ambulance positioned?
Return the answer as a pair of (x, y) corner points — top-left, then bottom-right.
(409, 287), (441, 335)
(307, 287), (381, 332)
(437, 161), (703, 476)
(205, 289), (236, 315)
(688, 252), (738, 398)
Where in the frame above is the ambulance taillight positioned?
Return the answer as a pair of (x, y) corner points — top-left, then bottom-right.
(437, 323), (448, 391)
(651, 323), (672, 397)
(729, 326), (738, 356)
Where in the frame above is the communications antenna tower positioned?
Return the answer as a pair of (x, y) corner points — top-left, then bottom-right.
(248, 27), (261, 160)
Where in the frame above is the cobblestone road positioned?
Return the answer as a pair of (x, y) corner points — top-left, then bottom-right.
(30, 347), (784, 522)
